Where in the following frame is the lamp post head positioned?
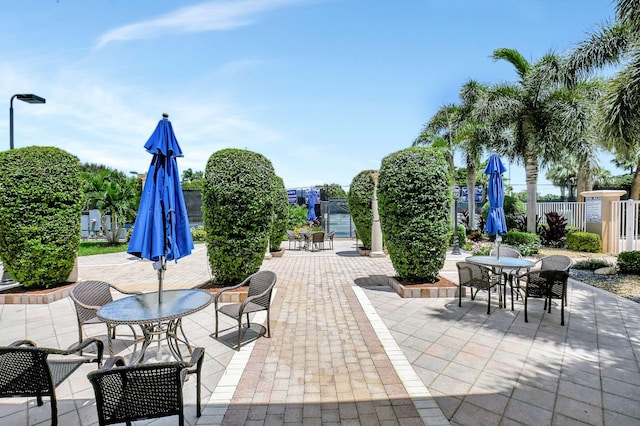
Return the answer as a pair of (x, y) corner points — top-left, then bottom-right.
(15, 94), (46, 104)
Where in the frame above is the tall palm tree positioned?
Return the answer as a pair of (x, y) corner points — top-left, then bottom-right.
(414, 80), (489, 230)
(568, 0), (640, 198)
(476, 49), (598, 232)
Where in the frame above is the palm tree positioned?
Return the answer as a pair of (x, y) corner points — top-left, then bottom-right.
(414, 80), (489, 230)
(81, 169), (139, 244)
(476, 49), (598, 232)
(568, 0), (640, 199)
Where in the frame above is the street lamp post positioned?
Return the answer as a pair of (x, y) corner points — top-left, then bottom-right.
(10, 94), (46, 150)
(452, 187), (461, 255)
(2, 94), (46, 285)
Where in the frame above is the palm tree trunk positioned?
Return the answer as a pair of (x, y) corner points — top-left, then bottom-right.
(631, 156), (640, 200)
(525, 151), (538, 233)
(466, 164), (476, 230)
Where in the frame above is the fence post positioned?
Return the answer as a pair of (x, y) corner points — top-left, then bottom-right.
(626, 199), (636, 252)
(580, 190), (627, 253)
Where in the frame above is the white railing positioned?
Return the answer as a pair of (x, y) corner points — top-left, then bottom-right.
(536, 202), (586, 231)
(610, 199), (640, 254)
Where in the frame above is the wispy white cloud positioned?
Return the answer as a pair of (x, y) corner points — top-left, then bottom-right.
(95, 0), (311, 49)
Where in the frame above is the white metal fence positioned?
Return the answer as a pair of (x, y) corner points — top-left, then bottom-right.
(536, 202), (586, 231)
(610, 199), (640, 254)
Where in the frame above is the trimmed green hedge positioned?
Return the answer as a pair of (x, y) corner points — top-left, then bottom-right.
(566, 232), (601, 253)
(378, 147), (451, 283)
(269, 176), (289, 251)
(203, 149), (277, 285)
(348, 170), (376, 249)
(617, 251), (640, 274)
(0, 147), (81, 288)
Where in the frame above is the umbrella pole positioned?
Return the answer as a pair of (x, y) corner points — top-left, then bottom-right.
(496, 235), (502, 260)
(158, 256), (166, 304)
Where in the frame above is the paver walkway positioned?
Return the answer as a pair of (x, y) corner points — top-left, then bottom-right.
(1, 239), (639, 425)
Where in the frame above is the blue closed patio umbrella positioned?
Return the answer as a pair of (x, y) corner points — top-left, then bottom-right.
(484, 152), (508, 258)
(128, 113), (194, 303)
(307, 187), (318, 222)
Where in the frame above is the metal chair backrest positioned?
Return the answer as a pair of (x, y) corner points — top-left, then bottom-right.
(456, 261), (494, 290)
(247, 270), (277, 309)
(490, 247), (521, 259)
(70, 280), (114, 324)
(540, 255), (572, 272)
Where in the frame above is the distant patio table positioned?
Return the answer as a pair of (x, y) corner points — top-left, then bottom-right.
(465, 256), (535, 308)
(98, 289), (212, 363)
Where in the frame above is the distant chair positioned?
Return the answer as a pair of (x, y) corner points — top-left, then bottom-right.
(311, 231), (325, 251)
(0, 338), (103, 426)
(286, 230), (301, 250)
(88, 348), (204, 426)
(70, 280), (140, 344)
(214, 271), (277, 350)
(325, 230), (336, 250)
(456, 261), (501, 314)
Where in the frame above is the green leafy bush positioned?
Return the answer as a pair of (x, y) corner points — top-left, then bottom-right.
(572, 258), (614, 270)
(190, 225), (206, 242)
(378, 147), (451, 283)
(287, 204), (308, 229)
(617, 251), (640, 274)
(502, 231), (541, 256)
(566, 232), (602, 253)
(203, 149), (277, 285)
(348, 170), (376, 249)
(0, 147), (81, 288)
(449, 224), (466, 247)
(269, 177), (289, 251)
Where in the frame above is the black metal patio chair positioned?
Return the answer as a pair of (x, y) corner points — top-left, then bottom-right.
(0, 338), (104, 426)
(87, 347), (204, 426)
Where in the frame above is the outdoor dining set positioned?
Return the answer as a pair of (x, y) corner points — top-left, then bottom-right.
(457, 249), (572, 325)
(0, 270), (278, 426)
(286, 229), (336, 251)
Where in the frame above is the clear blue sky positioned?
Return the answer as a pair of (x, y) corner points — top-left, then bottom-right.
(0, 0), (621, 194)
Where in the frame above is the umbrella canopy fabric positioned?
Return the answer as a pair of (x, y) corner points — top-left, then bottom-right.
(128, 116), (194, 271)
(484, 152), (508, 236)
(307, 187), (318, 222)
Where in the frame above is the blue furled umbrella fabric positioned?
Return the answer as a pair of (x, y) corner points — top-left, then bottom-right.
(484, 152), (507, 258)
(307, 187), (318, 222)
(128, 115), (194, 303)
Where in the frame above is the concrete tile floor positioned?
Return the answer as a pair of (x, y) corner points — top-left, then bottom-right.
(0, 239), (639, 425)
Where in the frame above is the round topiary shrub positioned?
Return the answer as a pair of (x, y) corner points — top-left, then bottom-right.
(203, 149), (277, 285)
(378, 146), (451, 283)
(269, 176), (289, 251)
(0, 146), (81, 288)
(348, 170), (376, 249)
(617, 250), (640, 274)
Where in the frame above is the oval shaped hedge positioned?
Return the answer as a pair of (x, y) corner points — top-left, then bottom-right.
(378, 146), (451, 283)
(348, 170), (376, 249)
(203, 148), (277, 284)
(0, 146), (81, 288)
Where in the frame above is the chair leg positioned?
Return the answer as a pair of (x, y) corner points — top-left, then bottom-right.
(524, 293), (529, 323)
(487, 288), (491, 315)
(215, 310), (219, 338)
(266, 309), (271, 338)
(459, 283), (462, 307)
(51, 396), (57, 426)
(237, 317), (242, 350)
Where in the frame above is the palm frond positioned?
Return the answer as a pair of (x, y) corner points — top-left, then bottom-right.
(492, 48), (531, 80)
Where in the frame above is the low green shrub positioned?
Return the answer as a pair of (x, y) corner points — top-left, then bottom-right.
(566, 232), (602, 253)
(617, 251), (640, 274)
(449, 224), (466, 247)
(572, 258), (614, 270)
(190, 225), (206, 242)
(502, 231), (541, 256)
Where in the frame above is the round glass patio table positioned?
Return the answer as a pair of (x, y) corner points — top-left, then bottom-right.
(98, 289), (212, 363)
(465, 256), (535, 309)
